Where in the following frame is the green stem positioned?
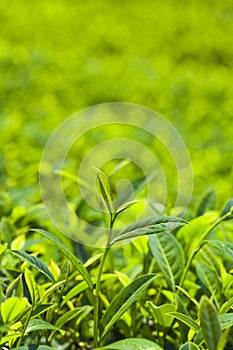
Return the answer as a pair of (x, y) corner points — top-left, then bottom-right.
(93, 215), (114, 347)
(179, 212), (231, 288)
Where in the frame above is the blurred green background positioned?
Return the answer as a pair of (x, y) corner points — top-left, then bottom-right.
(0, 0), (232, 212)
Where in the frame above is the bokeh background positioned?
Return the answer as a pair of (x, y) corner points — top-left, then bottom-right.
(1, 0), (232, 213)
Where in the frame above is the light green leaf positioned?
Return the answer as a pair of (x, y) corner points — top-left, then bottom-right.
(39, 280), (65, 303)
(147, 301), (176, 328)
(0, 332), (21, 346)
(168, 312), (199, 331)
(219, 297), (233, 314)
(26, 319), (65, 335)
(24, 267), (39, 305)
(111, 216), (185, 244)
(179, 342), (200, 350)
(95, 338), (163, 349)
(1, 297), (29, 323)
(149, 232), (185, 291)
(100, 274), (157, 339)
(94, 166), (114, 213)
(115, 200), (140, 216)
(199, 296), (221, 350)
(10, 249), (54, 282)
(31, 229), (93, 290)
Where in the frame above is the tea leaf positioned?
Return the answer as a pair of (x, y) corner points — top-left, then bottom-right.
(199, 296), (221, 350)
(100, 274), (157, 339)
(24, 267), (39, 305)
(196, 188), (216, 217)
(10, 249), (55, 282)
(95, 337), (163, 349)
(149, 232), (185, 291)
(179, 342), (200, 350)
(220, 198), (233, 220)
(111, 216), (184, 244)
(147, 301), (176, 328)
(32, 229), (93, 290)
(26, 319), (65, 335)
(115, 200), (140, 216)
(169, 312), (199, 331)
(94, 166), (114, 214)
(1, 297), (29, 323)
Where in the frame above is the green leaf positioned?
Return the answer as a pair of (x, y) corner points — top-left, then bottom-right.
(219, 313), (233, 330)
(11, 346), (57, 350)
(10, 249), (54, 282)
(147, 301), (176, 328)
(206, 240), (233, 261)
(0, 333), (21, 346)
(26, 319), (65, 335)
(95, 338), (163, 350)
(111, 215), (185, 244)
(168, 312), (199, 331)
(31, 304), (55, 318)
(62, 274), (116, 306)
(219, 297), (233, 314)
(149, 232), (185, 291)
(179, 342), (200, 350)
(196, 188), (216, 217)
(100, 274), (157, 339)
(220, 198), (233, 220)
(195, 261), (221, 306)
(199, 296), (221, 350)
(31, 229), (93, 290)
(115, 200), (140, 216)
(94, 166), (114, 213)
(39, 280), (65, 303)
(1, 297), (29, 323)
(24, 267), (39, 305)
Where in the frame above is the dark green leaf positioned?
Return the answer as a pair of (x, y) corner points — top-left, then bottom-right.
(10, 249), (54, 282)
(196, 188), (216, 217)
(149, 232), (185, 291)
(100, 274), (157, 339)
(168, 312), (199, 332)
(111, 216), (185, 244)
(199, 296), (221, 350)
(220, 198), (233, 220)
(31, 229), (93, 290)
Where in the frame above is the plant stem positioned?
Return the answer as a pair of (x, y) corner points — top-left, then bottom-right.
(93, 246), (110, 347)
(93, 215), (114, 347)
(179, 212), (231, 288)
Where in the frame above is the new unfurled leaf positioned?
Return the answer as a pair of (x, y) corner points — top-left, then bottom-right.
(94, 166), (114, 213)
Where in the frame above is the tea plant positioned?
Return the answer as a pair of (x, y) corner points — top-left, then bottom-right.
(0, 168), (233, 350)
